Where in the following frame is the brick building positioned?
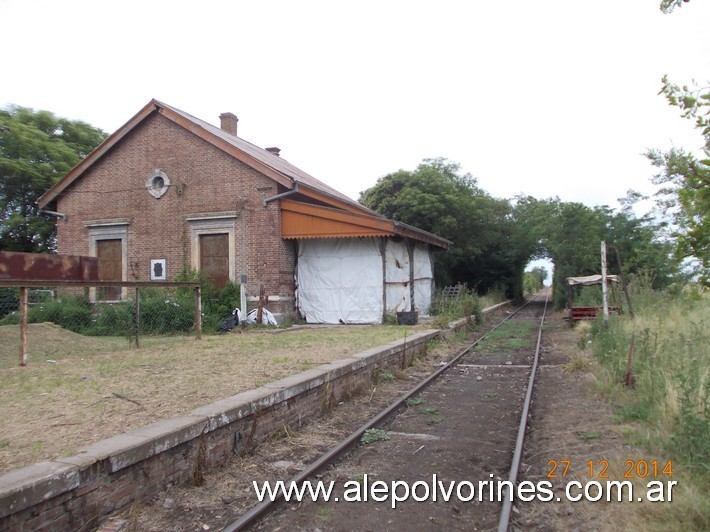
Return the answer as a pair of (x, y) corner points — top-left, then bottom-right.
(38, 100), (449, 323)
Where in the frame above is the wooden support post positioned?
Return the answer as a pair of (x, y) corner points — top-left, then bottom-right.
(380, 238), (387, 323)
(19, 286), (28, 367)
(195, 286), (202, 339)
(256, 284), (265, 324)
(407, 240), (415, 312)
(611, 245), (635, 318)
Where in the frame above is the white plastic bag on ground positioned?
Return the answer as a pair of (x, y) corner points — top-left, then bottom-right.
(244, 308), (278, 326)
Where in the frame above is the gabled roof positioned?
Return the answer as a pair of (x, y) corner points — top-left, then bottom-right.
(38, 99), (450, 249)
(39, 99), (372, 215)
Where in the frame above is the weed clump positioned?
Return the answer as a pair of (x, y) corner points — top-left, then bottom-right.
(360, 428), (389, 445)
(429, 285), (483, 329)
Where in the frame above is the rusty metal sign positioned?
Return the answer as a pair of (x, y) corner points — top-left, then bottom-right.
(0, 251), (99, 281)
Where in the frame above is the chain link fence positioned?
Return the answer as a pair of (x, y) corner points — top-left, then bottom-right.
(1, 285), (202, 335)
(0, 281), (229, 365)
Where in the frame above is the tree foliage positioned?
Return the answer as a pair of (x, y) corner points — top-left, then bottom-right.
(513, 195), (677, 309)
(523, 266), (547, 295)
(361, 159), (677, 306)
(647, 147), (709, 282)
(650, 1), (709, 283)
(360, 158), (523, 296)
(0, 105), (107, 252)
(660, 0), (691, 14)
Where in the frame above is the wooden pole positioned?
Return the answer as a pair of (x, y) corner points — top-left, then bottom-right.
(256, 284), (265, 324)
(601, 240), (609, 327)
(19, 286), (28, 367)
(380, 238), (387, 323)
(611, 245), (635, 318)
(195, 286), (202, 339)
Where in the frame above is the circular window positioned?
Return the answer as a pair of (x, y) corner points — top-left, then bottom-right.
(146, 170), (170, 199)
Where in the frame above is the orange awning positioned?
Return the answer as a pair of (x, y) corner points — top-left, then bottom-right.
(280, 199), (395, 239)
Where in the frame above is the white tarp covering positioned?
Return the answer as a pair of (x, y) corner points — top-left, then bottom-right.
(296, 237), (436, 324)
(413, 243), (434, 315)
(296, 238), (383, 324)
(385, 239), (410, 313)
(566, 274), (619, 286)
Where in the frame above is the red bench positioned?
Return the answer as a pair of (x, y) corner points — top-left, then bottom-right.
(569, 306), (621, 322)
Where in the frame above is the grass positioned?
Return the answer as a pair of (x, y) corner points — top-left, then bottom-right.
(563, 350), (593, 372)
(415, 404), (444, 425)
(360, 428), (389, 445)
(0, 292), (501, 477)
(316, 507), (332, 521)
(0, 322), (419, 473)
(377, 370), (396, 383)
(426, 414), (444, 425)
(479, 319), (536, 350)
(587, 279), (709, 530)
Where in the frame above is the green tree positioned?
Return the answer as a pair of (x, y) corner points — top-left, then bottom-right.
(360, 158), (519, 295)
(651, 1), (709, 284)
(514, 196), (677, 308)
(647, 78), (709, 284)
(523, 266), (548, 295)
(0, 105), (107, 252)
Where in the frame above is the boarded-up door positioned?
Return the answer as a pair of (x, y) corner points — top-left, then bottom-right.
(200, 234), (229, 289)
(97, 239), (122, 300)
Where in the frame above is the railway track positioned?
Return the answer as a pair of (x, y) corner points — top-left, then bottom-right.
(221, 294), (550, 531)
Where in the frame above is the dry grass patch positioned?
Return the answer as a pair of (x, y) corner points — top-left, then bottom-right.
(0, 322), (423, 473)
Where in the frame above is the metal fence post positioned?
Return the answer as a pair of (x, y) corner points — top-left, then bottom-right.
(195, 285), (202, 339)
(135, 287), (140, 348)
(19, 286), (28, 366)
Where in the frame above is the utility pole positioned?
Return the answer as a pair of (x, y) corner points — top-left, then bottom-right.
(601, 240), (609, 327)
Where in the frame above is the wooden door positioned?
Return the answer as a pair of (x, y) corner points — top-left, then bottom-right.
(97, 239), (122, 300)
(200, 234), (229, 290)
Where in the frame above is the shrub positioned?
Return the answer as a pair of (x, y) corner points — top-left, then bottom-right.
(138, 296), (195, 334)
(90, 302), (134, 336)
(429, 285), (482, 328)
(0, 288), (19, 319)
(0, 272), (241, 336)
(175, 269), (241, 332)
(33, 297), (93, 332)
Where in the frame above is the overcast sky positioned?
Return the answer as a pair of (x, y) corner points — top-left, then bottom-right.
(2, 0), (707, 215)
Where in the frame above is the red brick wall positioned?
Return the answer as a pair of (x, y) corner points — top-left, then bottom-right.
(55, 113), (295, 314)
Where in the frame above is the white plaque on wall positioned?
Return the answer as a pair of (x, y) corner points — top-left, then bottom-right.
(150, 259), (167, 281)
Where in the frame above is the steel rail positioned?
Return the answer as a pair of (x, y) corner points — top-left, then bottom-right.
(497, 292), (549, 532)
(222, 298), (535, 532)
